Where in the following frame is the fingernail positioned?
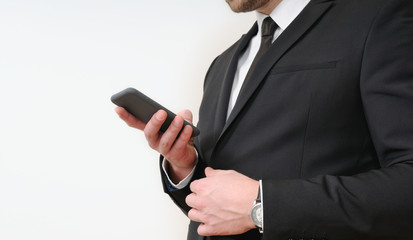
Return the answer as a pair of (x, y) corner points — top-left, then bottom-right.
(156, 111), (165, 121)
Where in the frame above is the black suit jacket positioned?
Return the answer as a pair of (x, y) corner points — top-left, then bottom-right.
(161, 0), (413, 239)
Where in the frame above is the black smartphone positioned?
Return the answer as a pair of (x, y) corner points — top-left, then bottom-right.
(111, 87), (200, 138)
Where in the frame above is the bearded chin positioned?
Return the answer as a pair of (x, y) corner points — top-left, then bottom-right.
(226, 0), (269, 13)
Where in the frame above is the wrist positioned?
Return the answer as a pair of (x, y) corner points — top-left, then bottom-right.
(166, 157), (197, 184)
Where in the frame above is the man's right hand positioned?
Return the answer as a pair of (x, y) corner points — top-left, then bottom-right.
(115, 107), (197, 183)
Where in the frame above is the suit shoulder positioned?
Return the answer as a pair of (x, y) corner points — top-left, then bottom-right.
(333, 0), (400, 10)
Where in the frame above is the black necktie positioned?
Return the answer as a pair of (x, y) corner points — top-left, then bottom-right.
(242, 17), (278, 89)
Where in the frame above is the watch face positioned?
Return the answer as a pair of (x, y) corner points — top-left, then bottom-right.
(251, 203), (263, 228)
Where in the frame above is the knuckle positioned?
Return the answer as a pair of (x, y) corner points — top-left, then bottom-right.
(197, 227), (204, 236)
(185, 194), (193, 206)
(187, 208), (196, 220)
(144, 132), (160, 150)
(208, 224), (220, 236)
(186, 194), (206, 210)
(159, 138), (172, 150)
(196, 181), (206, 192)
(190, 180), (206, 194)
(189, 181), (198, 192)
(147, 141), (157, 150)
(202, 212), (211, 223)
(187, 208), (193, 216)
(210, 228), (220, 236)
(196, 198), (206, 210)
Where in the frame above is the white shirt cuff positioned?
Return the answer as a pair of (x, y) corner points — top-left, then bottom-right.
(259, 179), (264, 232)
(161, 158), (197, 190)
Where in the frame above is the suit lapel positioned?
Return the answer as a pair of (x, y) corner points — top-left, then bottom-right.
(213, 23), (258, 138)
(217, 0), (334, 142)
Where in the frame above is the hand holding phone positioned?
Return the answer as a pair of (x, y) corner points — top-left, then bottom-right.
(111, 88), (200, 137)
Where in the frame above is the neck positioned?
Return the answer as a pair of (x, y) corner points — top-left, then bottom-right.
(257, 0), (283, 15)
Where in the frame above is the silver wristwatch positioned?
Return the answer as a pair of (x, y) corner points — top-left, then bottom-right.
(249, 184), (263, 233)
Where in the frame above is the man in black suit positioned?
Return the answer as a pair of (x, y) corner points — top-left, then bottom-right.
(116, 0), (413, 239)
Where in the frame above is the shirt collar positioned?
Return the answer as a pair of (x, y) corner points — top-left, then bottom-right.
(255, 0), (310, 32)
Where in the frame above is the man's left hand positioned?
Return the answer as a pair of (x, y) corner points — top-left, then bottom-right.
(186, 167), (259, 236)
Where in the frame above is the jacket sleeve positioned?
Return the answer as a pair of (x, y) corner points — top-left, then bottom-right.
(159, 152), (207, 215)
(262, 1), (413, 239)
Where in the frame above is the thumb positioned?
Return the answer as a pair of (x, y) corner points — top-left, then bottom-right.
(177, 109), (193, 124)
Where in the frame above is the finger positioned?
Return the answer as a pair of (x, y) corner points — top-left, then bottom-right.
(185, 193), (195, 208)
(177, 109), (193, 123)
(187, 208), (203, 223)
(189, 179), (202, 194)
(158, 115), (185, 154)
(186, 192), (205, 210)
(144, 110), (167, 148)
(114, 107), (146, 130)
(170, 125), (193, 150)
(198, 223), (217, 237)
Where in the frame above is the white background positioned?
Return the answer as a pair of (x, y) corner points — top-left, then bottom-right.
(0, 0), (254, 239)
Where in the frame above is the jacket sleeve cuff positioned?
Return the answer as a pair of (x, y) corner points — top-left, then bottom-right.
(161, 156), (198, 190)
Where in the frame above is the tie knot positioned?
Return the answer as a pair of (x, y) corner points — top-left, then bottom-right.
(261, 17), (277, 37)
